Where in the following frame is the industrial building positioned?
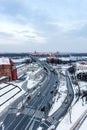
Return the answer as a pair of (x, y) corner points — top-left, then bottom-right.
(76, 61), (87, 81)
(0, 58), (17, 80)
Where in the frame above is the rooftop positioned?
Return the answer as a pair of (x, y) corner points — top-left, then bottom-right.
(0, 58), (14, 65)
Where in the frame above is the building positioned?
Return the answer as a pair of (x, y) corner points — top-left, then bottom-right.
(76, 61), (87, 70)
(0, 58), (17, 80)
(76, 61), (87, 81)
(16, 64), (27, 79)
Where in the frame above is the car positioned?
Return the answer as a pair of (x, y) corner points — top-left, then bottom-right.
(53, 84), (56, 88)
(37, 92), (41, 96)
(50, 90), (54, 94)
(64, 99), (68, 104)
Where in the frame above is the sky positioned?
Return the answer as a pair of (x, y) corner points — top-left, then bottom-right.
(0, 0), (87, 53)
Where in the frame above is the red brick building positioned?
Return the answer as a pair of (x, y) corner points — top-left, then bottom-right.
(0, 58), (17, 80)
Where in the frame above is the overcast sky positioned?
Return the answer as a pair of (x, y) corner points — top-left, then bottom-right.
(0, 0), (87, 53)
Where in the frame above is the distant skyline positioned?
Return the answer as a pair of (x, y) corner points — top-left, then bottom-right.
(0, 0), (87, 52)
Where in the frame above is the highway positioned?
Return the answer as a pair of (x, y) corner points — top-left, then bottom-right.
(0, 55), (74, 130)
(39, 70), (74, 130)
(0, 57), (58, 130)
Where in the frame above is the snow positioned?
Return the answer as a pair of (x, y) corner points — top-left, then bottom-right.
(0, 59), (87, 129)
(33, 67), (42, 75)
(16, 64), (26, 68)
(79, 117), (87, 130)
(50, 65), (87, 130)
(0, 85), (15, 95)
(48, 80), (67, 116)
(56, 101), (87, 130)
(26, 67), (43, 89)
(78, 81), (87, 91)
(0, 63), (43, 115)
(39, 57), (46, 61)
(47, 125), (55, 130)
(76, 62), (87, 74)
(0, 87), (20, 104)
(76, 69), (87, 74)
(0, 85), (24, 113)
(0, 76), (8, 80)
(0, 80), (30, 113)
(0, 58), (10, 65)
(59, 57), (70, 61)
(27, 80), (37, 89)
(12, 58), (30, 63)
(55, 77), (87, 130)
(60, 64), (71, 70)
(37, 127), (42, 130)
(0, 83), (8, 89)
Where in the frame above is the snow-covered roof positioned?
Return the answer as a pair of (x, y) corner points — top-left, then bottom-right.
(0, 58), (11, 65)
(76, 62), (87, 71)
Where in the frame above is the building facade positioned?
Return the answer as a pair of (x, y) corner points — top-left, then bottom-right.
(0, 58), (17, 80)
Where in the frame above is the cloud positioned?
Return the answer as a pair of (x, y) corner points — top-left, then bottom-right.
(67, 24), (87, 39)
(0, 32), (13, 38)
(0, 14), (46, 45)
(0, 0), (87, 52)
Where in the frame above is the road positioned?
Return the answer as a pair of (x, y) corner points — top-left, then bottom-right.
(0, 57), (58, 130)
(39, 70), (74, 130)
(0, 55), (74, 130)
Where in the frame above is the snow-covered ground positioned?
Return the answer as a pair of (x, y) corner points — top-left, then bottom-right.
(50, 65), (87, 130)
(27, 80), (37, 89)
(48, 80), (67, 116)
(79, 117), (87, 130)
(56, 100), (87, 130)
(26, 67), (43, 89)
(78, 81), (87, 91)
(57, 68), (87, 130)
(0, 82), (25, 113)
(0, 60), (87, 130)
(37, 127), (42, 130)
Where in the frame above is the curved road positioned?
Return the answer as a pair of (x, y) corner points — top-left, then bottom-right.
(0, 56), (58, 130)
(40, 70), (74, 130)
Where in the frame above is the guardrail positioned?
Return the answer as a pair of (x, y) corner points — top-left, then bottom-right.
(46, 70), (74, 129)
(70, 109), (87, 130)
